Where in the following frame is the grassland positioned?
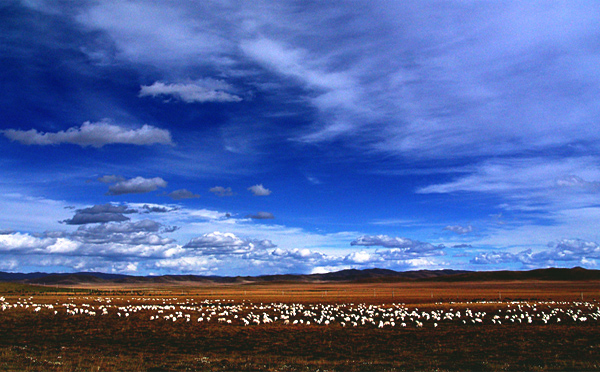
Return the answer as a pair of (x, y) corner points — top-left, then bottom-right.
(0, 280), (599, 371)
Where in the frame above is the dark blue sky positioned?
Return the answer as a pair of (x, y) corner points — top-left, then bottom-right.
(1, 1), (600, 275)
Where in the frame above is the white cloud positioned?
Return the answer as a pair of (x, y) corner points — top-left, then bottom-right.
(0, 224), (180, 259)
(418, 157), (600, 195)
(241, 38), (354, 92)
(185, 209), (231, 221)
(248, 184), (271, 196)
(183, 231), (276, 255)
(152, 256), (219, 274)
(2, 120), (173, 147)
(413, 156), (600, 255)
(539, 239), (600, 263)
(310, 265), (354, 274)
(240, 37), (368, 143)
(271, 247), (327, 261)
(76, 1), (231, 66)
(444, 225), (474, 235)
(581, 257), (597, 266)
(0, 209), (449, 274)
(470, 251), (520, 265)
(72, 220), (175, 246)
(351, 235), (445, 256)
(0, 232), (57, 253)
(46, 238), (80, 254)
(107, 177), (167, 195)
(139, 80), (242, 103)
(64, 1), (600, 162)
(140, 204), (178, 214)
(470, 238), (600, 268)
(344, 251), (373, 264)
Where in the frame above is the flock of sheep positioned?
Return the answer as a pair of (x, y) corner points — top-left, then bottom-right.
(1, 295), (599, 329)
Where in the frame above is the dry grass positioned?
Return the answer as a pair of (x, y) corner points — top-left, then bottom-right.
(1, 280), (599, 371)
(57, 280), (600, 303)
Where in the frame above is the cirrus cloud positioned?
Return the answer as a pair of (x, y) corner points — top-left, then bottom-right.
(139, 80), (242, 103)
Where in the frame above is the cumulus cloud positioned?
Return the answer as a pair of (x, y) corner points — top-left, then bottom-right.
(470, 251), (525, 265)
(248, 212), (275, 220)
(152, 256), (219, 274)
(270, 244), (446, 272)
(444, 225), (474, 235)
(62, 212), (130, 225)
(0, 219), (181, 260)
(0, 222), (447, 275)
(248, 184), (271, 196)
(271, 247), (326, 261)
(349, 235), (446, 262)
(351, 235), (444, 254)
(344, 250), (375, 264)
(141, 204), (177, 213)
(185, 209), (231, 220)
(539, 239), (600, 262)
(139, 80), (242, 103)
(72, 220), (175, 246)
(266, 248), (334, 273)
(209, 186), (233, 197)
(183, 231), (276, 255)
(377, 248), (442, 261)
(2, 119), (173, 147)
(0, 232), (65, 254)
(167, 189), (200, 200)
(106, 177), (167, 195)
(61, 204), (136, 225)
(471, 239), (600, 267)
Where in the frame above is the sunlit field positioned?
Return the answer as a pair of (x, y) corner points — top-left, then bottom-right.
(1, 281), (600, 371)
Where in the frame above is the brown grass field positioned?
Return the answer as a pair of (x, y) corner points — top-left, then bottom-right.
(1, 280), (600, 371)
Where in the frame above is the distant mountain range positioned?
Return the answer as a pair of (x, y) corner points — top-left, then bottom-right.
(0, 267), (598, 286)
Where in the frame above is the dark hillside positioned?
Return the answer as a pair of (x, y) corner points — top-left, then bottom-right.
(1, 267), (598, 286)
(426, 267), (600, 282)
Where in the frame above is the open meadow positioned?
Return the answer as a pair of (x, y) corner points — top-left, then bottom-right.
(1, 280), (600, 371)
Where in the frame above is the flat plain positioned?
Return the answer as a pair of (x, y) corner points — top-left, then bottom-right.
(1, 280), (599, 371)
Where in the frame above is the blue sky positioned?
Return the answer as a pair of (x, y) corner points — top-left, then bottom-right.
(2, 0), (600, 275)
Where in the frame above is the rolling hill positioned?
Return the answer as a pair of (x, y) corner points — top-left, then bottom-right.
(0, 267), (598, 286)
